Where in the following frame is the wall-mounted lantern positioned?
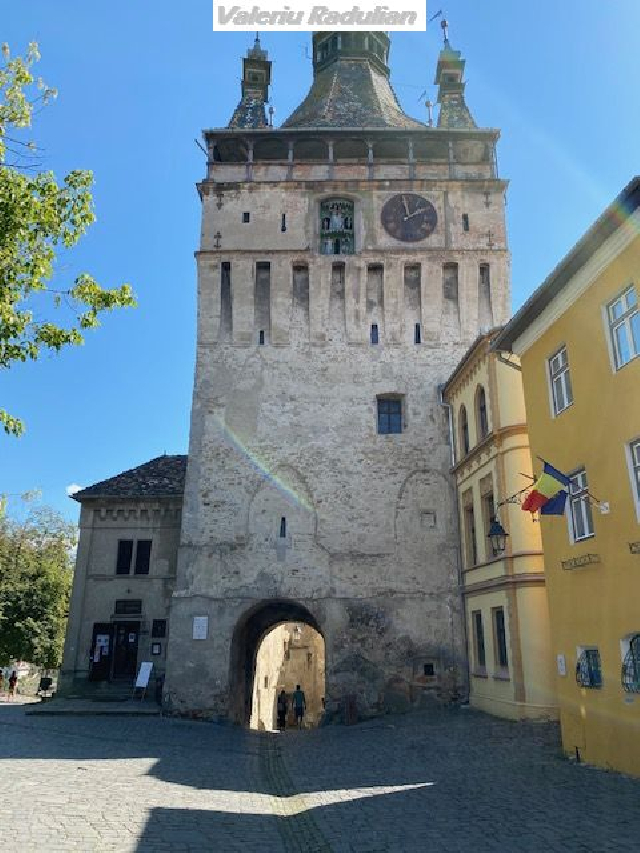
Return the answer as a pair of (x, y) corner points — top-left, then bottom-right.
(488, 517), (509, 557)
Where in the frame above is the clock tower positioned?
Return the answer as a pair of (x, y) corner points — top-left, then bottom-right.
(165, 26), (510, 722)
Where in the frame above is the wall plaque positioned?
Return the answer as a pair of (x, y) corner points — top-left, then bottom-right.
(629, 541), (640, 555)
(192, 616), (209, 640)
(561, 553), (601, 571)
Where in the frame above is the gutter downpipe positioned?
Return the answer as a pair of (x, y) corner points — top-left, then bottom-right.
(438, 384), (470, 703)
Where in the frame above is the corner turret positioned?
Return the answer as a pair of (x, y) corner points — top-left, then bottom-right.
(228, 35), (272, 129)
(435, 19), (477, 129)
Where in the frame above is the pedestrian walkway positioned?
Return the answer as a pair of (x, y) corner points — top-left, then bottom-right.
(1, 704), (639, 851)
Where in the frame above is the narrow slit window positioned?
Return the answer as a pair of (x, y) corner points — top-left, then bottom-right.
(279, 517), (286, 538)
(259, 330), (265, 346)
(242, 212), (250, 223)
(462, 213), (470, 231)
(414, 323), (421, 345)
(370, 323), (379, 345)
(281, 213), (286, 232)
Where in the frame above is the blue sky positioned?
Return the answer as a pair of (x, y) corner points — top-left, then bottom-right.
(2, 0), (639, 521)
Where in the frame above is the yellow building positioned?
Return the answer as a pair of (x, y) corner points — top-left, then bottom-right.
(494, 177), (640, 774)
(443, 331), (557, 720)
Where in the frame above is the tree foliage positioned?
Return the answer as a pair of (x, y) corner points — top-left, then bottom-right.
(0, 42), (136, 436)
(0, 503), (74, 668)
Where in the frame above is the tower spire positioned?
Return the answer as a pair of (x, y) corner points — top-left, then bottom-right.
(283, 32), (423, 129)
(434, 21), (477, 129)
(228, 35), (272, 129)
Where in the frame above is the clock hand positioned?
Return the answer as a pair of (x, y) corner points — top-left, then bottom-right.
(403, 207), (427, 221)
(402, 195), (410, 217)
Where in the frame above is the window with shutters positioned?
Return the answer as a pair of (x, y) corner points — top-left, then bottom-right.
(116, 540), (134, 575)
(134, 540), (152, 575)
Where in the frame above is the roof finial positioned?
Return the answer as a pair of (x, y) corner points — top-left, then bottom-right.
(254, 31), (261, 47)
(441, 17), (449, 45)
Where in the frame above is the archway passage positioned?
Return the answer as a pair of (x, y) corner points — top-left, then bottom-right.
(251, 622), (325, 731)
(229, 600), (325, 729)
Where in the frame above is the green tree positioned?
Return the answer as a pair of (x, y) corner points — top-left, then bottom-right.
(1, 42), (136, 436)
(0, 504), (74, 668)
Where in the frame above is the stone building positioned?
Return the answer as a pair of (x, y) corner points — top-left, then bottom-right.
(61, 28), (511, 721)
(59, 456), (186, 692)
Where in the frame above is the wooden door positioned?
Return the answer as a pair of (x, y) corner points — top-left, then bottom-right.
(89, 623), (113, 682)
(112, 622), (140, 679)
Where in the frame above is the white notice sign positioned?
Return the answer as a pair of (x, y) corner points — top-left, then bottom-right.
(193, 616), (209, 640)
(135, 661), (153, 689)
(556, 654), (566, 677)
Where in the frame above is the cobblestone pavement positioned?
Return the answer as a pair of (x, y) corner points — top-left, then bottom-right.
(2, 703), (640, 852)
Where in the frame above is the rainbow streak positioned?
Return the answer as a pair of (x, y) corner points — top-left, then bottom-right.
(210, 413), (314, 512)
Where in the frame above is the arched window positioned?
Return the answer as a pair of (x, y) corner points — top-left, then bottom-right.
(476, 385), (489, 440)
(459, 405), (470, 456)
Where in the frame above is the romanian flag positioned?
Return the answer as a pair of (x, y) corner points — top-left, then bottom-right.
(521, 462), (571, 515)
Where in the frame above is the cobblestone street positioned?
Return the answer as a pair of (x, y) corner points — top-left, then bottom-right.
(1, 703), (640, 852)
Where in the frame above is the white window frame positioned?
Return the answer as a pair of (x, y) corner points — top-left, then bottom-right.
(626, 438), (640, 522)
(547, 345), (573, 417)
(567, 468), (594, 543)
(606, 284), (639, 371)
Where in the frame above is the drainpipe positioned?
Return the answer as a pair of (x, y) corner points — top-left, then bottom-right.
(438, 384), (470, 702)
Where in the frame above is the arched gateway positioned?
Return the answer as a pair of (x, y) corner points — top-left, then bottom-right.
(229, 600), (323, 726)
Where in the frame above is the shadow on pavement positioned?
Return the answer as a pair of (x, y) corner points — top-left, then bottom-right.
(4, 704), (640, 853)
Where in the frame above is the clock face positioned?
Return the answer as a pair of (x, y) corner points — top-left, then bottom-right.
(381, 194), (437, 242)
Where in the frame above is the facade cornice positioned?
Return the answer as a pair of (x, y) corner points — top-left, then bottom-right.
(463, 572), (546, 596)
(451, 423), (529, 477)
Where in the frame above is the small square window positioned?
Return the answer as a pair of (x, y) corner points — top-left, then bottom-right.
(242, 212), (250, 223)
(370, 324), (379, 345)
(152, 619), (167, 639)
(151, 642), (161, 656)
(377, 396), (402, 434)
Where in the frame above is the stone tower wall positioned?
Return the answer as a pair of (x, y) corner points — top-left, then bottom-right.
(166, 158), (510, 719)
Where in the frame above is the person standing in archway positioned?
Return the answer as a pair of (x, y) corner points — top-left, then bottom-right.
(292, 684), (306, 729)
(277, 689), (288, 730)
